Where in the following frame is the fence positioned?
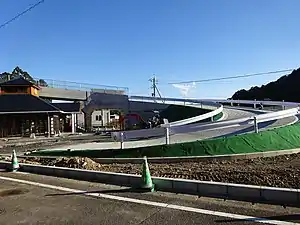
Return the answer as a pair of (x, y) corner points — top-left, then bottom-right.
(34, 77), (129, 94)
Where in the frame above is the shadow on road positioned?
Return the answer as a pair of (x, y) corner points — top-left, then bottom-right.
(215, 214), (300, 223)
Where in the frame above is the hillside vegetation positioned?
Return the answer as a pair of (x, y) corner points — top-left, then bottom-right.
(0, 66), (47, 86)
(231, 68), (300, 102)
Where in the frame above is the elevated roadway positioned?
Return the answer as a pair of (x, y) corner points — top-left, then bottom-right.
(221, 106), (266, 120)
(31, 79), (299, 151)
(39, 86), (126, 101)
(47, 106), (298, 151)
(37, 78), (128, 101)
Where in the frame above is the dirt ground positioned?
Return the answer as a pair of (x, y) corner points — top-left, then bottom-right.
(0, 133), (112, 154)
(14, 153), (300, 189)
(1, 133), (299, 189)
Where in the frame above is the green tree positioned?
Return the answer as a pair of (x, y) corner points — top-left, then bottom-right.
(0, 66), (48, 86)
(231, 68), (300, 102)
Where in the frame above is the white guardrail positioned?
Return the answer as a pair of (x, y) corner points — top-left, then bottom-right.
(111, 96), (224, 141)
(111, 96), (300, 143)
(199, 98), (300, 108)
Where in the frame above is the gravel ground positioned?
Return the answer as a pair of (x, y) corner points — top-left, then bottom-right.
(0, 134), (112, 154)
(14, 153), (300, 189)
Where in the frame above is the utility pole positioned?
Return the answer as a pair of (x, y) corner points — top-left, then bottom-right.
(149, 75), (157, 97)
(149, 75), (163, 100)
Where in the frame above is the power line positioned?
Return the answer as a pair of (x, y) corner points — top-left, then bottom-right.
(168, 69), (294, 85)
(0, 0), (45, 30)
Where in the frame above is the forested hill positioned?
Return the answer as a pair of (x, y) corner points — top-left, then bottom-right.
(231, 68), (300, 102)
(0, 66), (47, 86)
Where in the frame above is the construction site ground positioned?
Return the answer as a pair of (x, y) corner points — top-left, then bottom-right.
(0, 133), (112, 155)
(1, 132), (299, 190)
(8, 152), (300, 189)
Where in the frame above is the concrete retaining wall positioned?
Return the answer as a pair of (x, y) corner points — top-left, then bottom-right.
(128, 101), (169, 112)
(1, 161), (299, 207)
(85, 92), (129, 111)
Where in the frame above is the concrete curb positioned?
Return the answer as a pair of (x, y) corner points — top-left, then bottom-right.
(0, 161), (299, 207)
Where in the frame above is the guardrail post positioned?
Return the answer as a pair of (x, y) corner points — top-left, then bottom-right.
(165, 126), (170, 145)
(254, 117), (259, 133)
(254, 99), (256, 109)
(282, 100), (285, 110)
(120, 132), (125, 149)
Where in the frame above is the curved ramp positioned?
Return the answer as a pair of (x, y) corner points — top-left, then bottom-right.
(46, 108), (297, 151)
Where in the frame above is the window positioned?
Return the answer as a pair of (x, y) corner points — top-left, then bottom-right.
(95, 115), (102, 121)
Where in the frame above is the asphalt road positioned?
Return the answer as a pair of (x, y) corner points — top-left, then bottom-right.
(48, 110), (297, 150)
(0, 106), (294, 153)
(221, 106), (265, 120)
(0, 172), (300, 225)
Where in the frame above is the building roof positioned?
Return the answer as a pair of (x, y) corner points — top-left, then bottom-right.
(0, 77), (39, 89)
(0, 94), (61, 114)
(52, 103), (81, 113)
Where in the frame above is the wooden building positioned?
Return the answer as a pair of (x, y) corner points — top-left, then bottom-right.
(0, 77), (80, 138)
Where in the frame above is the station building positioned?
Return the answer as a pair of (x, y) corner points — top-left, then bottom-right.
(0, 77), (80, 138)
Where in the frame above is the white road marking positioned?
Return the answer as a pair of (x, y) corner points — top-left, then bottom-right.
(0, 175), (298, 225)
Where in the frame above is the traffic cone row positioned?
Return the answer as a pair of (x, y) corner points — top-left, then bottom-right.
(11, 150), (19, 172)
(8, 150), (153, 191)
(140, 156), (154, 192)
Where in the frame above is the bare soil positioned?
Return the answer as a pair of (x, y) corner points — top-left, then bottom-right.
(15, 153), (300, 189)
(0, 134), (112, 154)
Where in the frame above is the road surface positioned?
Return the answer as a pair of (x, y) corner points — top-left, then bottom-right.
(47, 113), (297, 150)
(0, 172), (299, 225)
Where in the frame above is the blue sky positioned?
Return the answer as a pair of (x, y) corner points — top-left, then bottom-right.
(0, 0), (299, 98)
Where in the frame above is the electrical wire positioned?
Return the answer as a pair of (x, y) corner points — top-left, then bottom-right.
(168, 69), (294, 85)
(0, 0), (45, 30)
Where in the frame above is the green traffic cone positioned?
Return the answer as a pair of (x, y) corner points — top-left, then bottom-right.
(140, 156), (154, 192)
(11, 150), (19, 172)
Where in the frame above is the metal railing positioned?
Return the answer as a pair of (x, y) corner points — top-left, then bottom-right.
(34, 77), (129, 94)
(112, 97), (224, 142)
(200, 98), (300, 107)
(111, 96), (300, 145)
